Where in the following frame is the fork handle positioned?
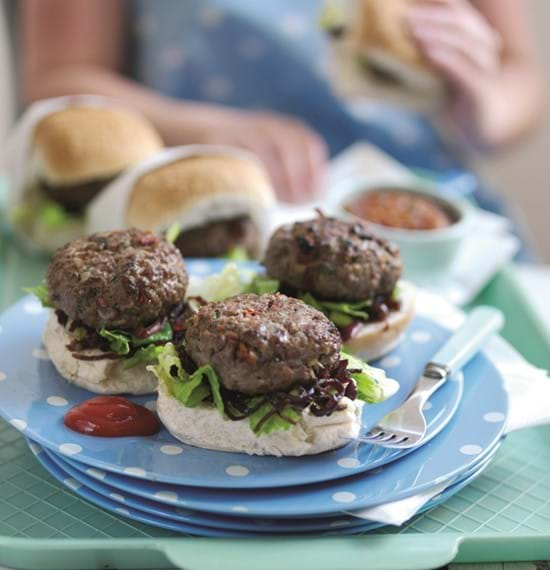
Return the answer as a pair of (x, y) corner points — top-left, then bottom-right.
(429, 306), (504, 377)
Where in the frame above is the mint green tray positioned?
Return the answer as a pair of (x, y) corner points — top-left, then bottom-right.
(0, 235), (549, 570)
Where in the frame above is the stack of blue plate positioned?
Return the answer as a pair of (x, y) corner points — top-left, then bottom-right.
(0, 260), (509, 536)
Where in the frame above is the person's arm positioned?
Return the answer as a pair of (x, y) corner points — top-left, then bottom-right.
(408, 0), (543, 150)
(21, 0), (326, 202)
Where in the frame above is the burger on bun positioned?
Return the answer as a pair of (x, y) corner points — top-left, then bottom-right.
(254, 213), (415, 361)
(9, 103), (163, 253)
(87, 147), (276, 259)
(27, 229), (189, 395)
(150, 293), (398, 456)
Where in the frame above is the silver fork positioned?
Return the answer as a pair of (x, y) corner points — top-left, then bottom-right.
(358, 307), (504, 449)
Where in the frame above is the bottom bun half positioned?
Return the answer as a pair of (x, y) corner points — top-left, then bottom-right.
(344, 281), (416, 362)
(157, 382), (364, 457)
(43, 313), (157, 395)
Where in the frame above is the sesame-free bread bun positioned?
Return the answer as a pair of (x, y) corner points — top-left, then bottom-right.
(353, 0), (444, 94)
(43, 313), (157, 395)
(32, 107), (163, 185)
(344, 280), (416, 362)
(125, 154), (276, 231)
(157, 381), (365, 457)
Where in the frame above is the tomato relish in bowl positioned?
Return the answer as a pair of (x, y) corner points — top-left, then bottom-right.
(344, 189), (458, 231)
(331, 179), (471, 277)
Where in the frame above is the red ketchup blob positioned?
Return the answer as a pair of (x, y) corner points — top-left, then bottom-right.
(64, 396), (160, 437)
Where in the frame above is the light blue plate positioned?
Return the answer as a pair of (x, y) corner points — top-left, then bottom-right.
(29, 439), (499, 537)
(34, 438), (501, 534)
(0, 260), (464, 489)
(57, 347), (506, 519)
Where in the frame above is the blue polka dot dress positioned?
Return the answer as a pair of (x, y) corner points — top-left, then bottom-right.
(129, 0), (534, 260)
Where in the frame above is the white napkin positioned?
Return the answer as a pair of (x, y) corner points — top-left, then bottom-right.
(344, 289), (550, 526)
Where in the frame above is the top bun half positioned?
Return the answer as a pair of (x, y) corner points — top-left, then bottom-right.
(354, 0), (428, 70)
(32, 107), (163, 185)
(125, 153), (276, 230)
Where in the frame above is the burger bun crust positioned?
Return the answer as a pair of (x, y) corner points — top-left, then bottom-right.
(43, 313), (157, 395)
(344, 281), (416, 362)
(157, 382), (363, 457)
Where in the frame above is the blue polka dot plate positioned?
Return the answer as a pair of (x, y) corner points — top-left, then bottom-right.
(0, 260), (466, 489)
(29, 438), (500, 536)
(31, 438), (501, 534)
(40, 349), (506, 518)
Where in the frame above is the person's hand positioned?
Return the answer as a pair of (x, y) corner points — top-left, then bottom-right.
(196, 109), (328, 203)
(408, 0), (502, 92)
(407, 0), (504, 144)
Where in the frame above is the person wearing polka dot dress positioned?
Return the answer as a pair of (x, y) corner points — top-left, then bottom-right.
(21, 0), (543, 258)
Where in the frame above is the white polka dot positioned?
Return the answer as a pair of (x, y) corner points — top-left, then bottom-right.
(47, 396), (68, 407)
(225, 465), (249, 477)
(0, 372), (5, 382)
(197, 6), (224, 28)
(484, 412), (505, 423)
(123, 467), (147, 477)
(238, 37), (266, 60)
(160, 444), (183, 456)
(231, 506), (249, 513)
(32, 348), (50, 360)
(59, 443), (82, 456)
(10, 419), (27, 431)
(63, 478), (81, 491)
(411, 331), (432, 343)
(329, 520), (351, 528)
(28, 442), (41, 455)
(189, 261), (211, 276)
(423, 401), (433, 411)
(109, 493), (125, 503)
(154, 491), (178, 503)
(332, 492), (357, 504)
(158, 45), (186, 70)
(337, 457), (361, 469)
(23, 300), (44, 315)
(116, 508), (130, 516)
(202, 76), (233, 100)
(460, 444), (483, 456)
(379, 355), (401, 368)
(279, 13), (307, 38)
(145, 400), (157, 412)
(86, 468), (106, 480)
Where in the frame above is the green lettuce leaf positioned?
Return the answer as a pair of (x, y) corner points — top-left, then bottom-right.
(12, 200), (78, 231)
(186, 263), (247, 302)
(147, 343), (184, 395)
(300, 293), (369, 327)
(341, 351), (384, 404)
(148, 344), (224, 413)
(225, 246), (249, 261)
(38, 202), (75, 230)
(248, 402), (300, 435)
(101, 321), (173, 360)
(24, 283), (54, 308)
(245, 274), (280, 296)
(165, 222), (181, 245)
(123, 344), (165, 370)
(99, 329), (131, 356)
(132, 321), (173, 347)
